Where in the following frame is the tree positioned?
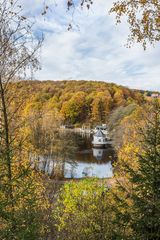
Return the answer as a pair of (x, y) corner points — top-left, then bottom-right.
(91, 91), (113, 124)
(60, 91), (87, 124)
(108, 103), (138, 149)
(0, 1), (49, 238)
(110, 0), (160, 49)
(53, 179), (114, 240)
(113, 101), (160, 239)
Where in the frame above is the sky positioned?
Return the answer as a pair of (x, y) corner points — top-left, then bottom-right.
(22, 0), (160, 91)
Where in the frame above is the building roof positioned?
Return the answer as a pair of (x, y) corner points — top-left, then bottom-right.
(94, 130), (106, 137)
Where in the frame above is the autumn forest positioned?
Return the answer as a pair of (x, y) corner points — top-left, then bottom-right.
(0, 1), (160, 240)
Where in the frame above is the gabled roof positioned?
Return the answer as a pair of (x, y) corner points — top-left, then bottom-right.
(94, 130), (105, 137)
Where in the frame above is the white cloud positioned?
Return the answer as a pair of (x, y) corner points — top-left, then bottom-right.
(22, 0), (160, 91)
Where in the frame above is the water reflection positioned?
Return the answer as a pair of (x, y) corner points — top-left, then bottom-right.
(31, 131), (116, 179)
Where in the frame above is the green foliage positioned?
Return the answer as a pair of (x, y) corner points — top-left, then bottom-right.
(53, 179), (115, 240)
(130, 101), (160, 239)
(113, 101), (160, 240)
(0, 157), (49, 240)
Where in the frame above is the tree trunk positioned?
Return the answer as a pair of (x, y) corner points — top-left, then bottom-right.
(0, 74), (14, 213)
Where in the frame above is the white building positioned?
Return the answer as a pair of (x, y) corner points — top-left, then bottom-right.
(151, 93), (160, 98)
(93, 125), (108, 135)
(92, 130), (108, 147)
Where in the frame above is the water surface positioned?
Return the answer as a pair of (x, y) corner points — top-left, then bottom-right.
(32, 131), (116, 179)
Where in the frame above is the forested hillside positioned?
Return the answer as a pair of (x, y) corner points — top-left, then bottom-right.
(14, 80), (144, 126)
(1, 1), (159, 238)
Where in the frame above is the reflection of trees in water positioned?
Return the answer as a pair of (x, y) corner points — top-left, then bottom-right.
(32, 130), (78, 179)
(31, 130), (116, 179)
(51, 131), (78, 160)
(82, 166), (94, 177)
(67, 163), (77, 179)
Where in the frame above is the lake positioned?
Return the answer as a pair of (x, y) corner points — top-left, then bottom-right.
(31, 130), (116, 179)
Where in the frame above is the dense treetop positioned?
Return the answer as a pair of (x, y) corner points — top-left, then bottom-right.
(14, 80), (145, 125)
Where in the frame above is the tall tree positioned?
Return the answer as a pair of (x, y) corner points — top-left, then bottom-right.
(0, 1), (49, 239)
(113, 101), (160, 239)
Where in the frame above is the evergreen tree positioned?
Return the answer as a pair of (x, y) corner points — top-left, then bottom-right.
(114, 101), (160, 240)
